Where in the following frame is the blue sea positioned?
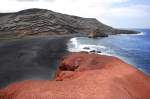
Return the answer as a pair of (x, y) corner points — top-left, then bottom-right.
(67, 29), (150, 76)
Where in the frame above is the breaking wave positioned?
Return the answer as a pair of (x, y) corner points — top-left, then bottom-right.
(118, 32), (145, 36)
(67, 37), (106, 53)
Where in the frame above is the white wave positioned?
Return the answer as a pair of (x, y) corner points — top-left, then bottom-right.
(129, 32), (145, 36)
(98, 52), (113, 56)
(70, 38), (78, 48)
(68, 37), (107, 52)
(118, 32), (145, 36)
(136, 32), (145, 35)
(79, 44), (106, 49)
(67, 43), (107, 52)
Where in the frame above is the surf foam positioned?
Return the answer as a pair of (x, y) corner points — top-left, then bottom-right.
(118, 32), (145, 36)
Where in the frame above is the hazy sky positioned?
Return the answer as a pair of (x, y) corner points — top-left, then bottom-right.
(0, 0), (150, 28)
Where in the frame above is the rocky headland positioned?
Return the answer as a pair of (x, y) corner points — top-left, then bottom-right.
(0, 8), (137, 39)
(0, 52), (150, 99)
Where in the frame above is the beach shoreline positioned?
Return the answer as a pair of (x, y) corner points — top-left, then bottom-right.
(0, 36), (69, 88)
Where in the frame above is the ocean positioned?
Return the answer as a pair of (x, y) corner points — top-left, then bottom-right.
(67, 29), (150, 76)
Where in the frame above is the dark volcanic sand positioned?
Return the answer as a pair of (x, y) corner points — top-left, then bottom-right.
(0, 36), (68, 88)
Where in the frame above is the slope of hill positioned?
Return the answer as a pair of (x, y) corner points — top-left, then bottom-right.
(0, 8), (137, 39)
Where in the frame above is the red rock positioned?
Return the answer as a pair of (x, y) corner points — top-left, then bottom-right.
(0, 52), (150, 99)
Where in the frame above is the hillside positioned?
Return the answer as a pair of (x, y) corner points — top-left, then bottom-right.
(0, 8), (137, 39)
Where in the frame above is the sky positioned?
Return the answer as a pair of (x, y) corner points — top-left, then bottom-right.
(0, 0), (150, 28)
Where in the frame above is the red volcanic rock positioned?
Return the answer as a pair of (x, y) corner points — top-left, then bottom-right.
(0, 52), (150, 99)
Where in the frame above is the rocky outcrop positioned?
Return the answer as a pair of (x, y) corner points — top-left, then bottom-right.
(0, 8), (137, 39)
(0, 52), (150, 99)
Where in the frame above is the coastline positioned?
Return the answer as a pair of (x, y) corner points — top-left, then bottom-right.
(0, 8), (149, 99)
(0, 52), (150, 99)
(67, 31), (150, 75)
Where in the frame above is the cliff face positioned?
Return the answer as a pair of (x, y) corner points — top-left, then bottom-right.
(0, 52), (150, 99)
(0, 8), (137, 38)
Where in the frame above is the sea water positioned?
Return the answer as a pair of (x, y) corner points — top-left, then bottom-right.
(67, 29), (150, 76)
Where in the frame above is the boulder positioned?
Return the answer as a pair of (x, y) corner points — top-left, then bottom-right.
(90, 50), (96, 53)
(97, 51), (101, 53)
(83, 47), (90, 50)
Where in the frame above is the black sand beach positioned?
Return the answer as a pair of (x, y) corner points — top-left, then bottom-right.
(0, 36), (68, 88)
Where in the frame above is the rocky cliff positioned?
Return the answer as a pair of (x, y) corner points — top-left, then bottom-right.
(0, 8), (137, 38)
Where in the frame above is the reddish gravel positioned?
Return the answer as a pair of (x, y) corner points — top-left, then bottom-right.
(0, 52), (150, 99)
